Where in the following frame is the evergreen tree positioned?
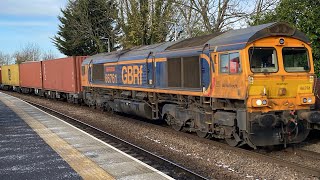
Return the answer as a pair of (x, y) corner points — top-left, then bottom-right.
(118, 0), (174, 48)
(53, 0), (118, 56)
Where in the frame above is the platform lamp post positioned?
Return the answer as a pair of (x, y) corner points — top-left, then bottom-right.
(166, 21), (177, 41)
(100, 37), (111, 53)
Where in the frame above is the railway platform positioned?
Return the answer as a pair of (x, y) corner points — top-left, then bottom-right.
(0, 92), (172, 180)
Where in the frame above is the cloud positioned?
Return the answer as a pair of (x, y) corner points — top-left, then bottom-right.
(0, 0), (67, 17)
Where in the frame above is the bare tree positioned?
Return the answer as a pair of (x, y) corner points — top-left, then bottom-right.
(174, 0), (248, 36)
(253, 0), (278, 15)
(0, 51), (13, 65)
(173, 0), (279, 38)
(42, 50), (57, 60)
(249, 0), (279, 24)
(174, 0), (203, 38)
(13, 43), (41, 64)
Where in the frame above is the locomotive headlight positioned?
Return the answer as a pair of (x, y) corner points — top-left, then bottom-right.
(262, 100), (268, 105)
(279, 38), (285, 45)
(252, 98), (268, 107)
(302, 97), (313, 104)
(307, 97), (312, 103)
(303, 98), (307, 103)
(256, 99), (262, 106)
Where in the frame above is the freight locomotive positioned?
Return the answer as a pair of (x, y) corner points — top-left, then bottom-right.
(1, 22), (320, 148)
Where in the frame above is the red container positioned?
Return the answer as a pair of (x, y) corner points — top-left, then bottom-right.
(19, 61), (42, 89)
(42, 56), (86, 93)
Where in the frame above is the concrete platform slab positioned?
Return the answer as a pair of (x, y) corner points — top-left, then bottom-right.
(0, 92), (173, 180)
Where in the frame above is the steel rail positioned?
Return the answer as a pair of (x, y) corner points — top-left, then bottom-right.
(288, 147), (320, 161)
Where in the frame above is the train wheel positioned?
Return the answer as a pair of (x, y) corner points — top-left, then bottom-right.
(196, 130), (210, 138)
(225, 137), (239, 147)
(172, 124), (182, 131)
(166, 114), (182, 131)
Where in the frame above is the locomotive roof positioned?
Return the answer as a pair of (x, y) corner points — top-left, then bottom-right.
(206, 22), (310, 52)
(83, 22), (310, 65)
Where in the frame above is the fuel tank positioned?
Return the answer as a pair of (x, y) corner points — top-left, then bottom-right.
(111, 99), (152, 119)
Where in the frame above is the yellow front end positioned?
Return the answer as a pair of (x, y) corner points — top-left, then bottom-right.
(245, 37), (315, 113)
(243, 37), (317, 146)
(247, 75), (314, 112)
(1, 64), (20, 86)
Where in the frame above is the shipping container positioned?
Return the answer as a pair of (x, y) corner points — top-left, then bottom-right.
(1, 64), (20, 86)
(42, 56), (86, 93)
(19, 61), (42, 89)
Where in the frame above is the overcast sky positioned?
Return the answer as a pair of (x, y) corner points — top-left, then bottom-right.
(0, 0), (67, 57)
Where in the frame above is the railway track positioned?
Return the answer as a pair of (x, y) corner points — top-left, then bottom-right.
(250, 149), (320, 177)
(28, 99), (320, 178)
(26, 100), (209, 180)
(288, 147), (320, 161)
(5, 91), (320, 179)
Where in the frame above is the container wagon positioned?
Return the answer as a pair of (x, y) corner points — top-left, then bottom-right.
(42, 56), (86, 103)
(19, 61), (43, 94)
(1, 64), (20, 91)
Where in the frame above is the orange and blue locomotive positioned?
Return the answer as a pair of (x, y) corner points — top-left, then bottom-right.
(81, 22), (320, 148)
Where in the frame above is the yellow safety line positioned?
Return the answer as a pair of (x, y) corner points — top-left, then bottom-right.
(1, 98), (115, 180)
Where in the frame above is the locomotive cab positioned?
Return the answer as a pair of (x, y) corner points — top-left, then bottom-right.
(205, 22), (320, 148)
(243, 36), (318, 146)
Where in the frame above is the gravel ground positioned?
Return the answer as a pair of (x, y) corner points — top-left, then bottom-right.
(298, 131), (320, 154)
(302, 141), (320, 154)
(259, 148), (320, 170)
(3, 91), (319, 180)
(302, 143), (320, 154)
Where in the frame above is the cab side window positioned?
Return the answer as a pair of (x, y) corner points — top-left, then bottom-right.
(219, 52), (241, 74)
(220, 54), (229, 73)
